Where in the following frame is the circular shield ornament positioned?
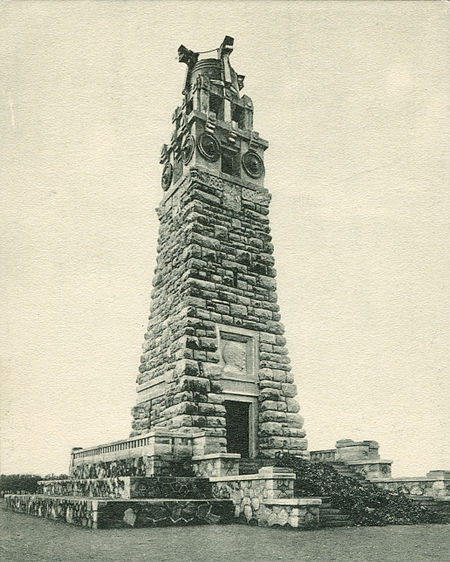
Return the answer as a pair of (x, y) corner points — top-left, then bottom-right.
(198, 133), (220, 162)
(242, 151), (265, 179)
(181, 135), (195, 165)
(161, 162), (173, 191)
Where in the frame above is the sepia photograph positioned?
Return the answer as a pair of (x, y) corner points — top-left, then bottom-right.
(1, 1), (449, 560)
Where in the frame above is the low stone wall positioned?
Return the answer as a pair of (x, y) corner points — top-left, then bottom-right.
(5, 494), (234, 529)
(5, 495), (97, 528)
(69, 454), (194, 479)
(372, 473), (450, 500)
(210, 466), (321, 528)
(38, 476), (212, 500)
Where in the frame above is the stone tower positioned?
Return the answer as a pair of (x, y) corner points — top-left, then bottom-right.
(131, 37), (307, 460)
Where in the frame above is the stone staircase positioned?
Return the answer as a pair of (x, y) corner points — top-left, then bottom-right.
(238, 458), (271, 475)
(236, 458), (360, 528)
(409, 497), (450, 523)
(311, 459), (450, 525)
(318, 498), (355, 528)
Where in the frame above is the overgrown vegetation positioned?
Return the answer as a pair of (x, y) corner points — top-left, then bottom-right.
(274, 453), (443, 526)
(0, 474), (69, 496)
(0, 474), (41, 495)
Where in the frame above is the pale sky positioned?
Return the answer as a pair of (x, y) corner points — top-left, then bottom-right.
(1, 1), (448, 477)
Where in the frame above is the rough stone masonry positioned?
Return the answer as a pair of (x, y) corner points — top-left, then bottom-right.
(130, 36), (307, 460)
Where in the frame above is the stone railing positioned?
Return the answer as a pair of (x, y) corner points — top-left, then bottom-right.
(72, 435), (152, 460)
(309, 449), (336, 463)
(70, 428), (216, 475)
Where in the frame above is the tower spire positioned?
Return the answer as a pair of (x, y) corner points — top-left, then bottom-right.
(160, 36), (265, 191)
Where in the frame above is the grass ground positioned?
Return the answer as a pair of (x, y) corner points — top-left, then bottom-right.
(1, 505), (448, 561)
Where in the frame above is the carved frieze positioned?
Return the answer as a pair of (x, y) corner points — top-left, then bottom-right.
(222, 183), (242, 212)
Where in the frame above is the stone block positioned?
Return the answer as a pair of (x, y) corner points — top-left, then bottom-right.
(335, 439), (380, 461)
(259, 380), (282, 390)
(287, 437), (308, 450)
(286, 398), (300, 413)
(281, 383), (297, 398)
(259, 410), (286, 423)
(286, 413), (304, 428)
(259, 422), (284, 436)
(259, 388), (281, 401)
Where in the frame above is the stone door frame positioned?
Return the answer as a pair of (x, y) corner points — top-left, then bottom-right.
(222, 393), (258, 458)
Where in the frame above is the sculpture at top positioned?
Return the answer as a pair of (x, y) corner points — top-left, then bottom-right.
(178, 36), (245, 98)
(159, 35), (266, 192)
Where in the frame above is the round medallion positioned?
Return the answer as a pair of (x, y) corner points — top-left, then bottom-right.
(161, 162), (173, 191)
(198, 133), (220, 162)
(181, 135), (195, 165)
(242, 150), (265, 179)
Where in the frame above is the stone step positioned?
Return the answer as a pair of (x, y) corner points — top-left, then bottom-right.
(320, 513), (352, 521)
(238, 459), (270, 475)
(319, 507), (345, 515)
(410, 498), (450, 522)
(5, 494), (234, 529)
(317, 498), (354, 527)
(322, 519), (355, 528)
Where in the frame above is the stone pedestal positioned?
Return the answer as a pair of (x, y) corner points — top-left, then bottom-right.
(335, 439), (380, 461)
(192, 453), (240, 478)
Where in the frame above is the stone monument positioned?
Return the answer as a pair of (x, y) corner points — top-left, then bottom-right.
(5, 37), (449, 530)
(130, 35), (307, 461)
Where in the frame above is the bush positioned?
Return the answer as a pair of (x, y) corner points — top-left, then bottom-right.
(42, 474), (69, 480)
(274, 453), (443, 526)
(0, 474), (42, 495)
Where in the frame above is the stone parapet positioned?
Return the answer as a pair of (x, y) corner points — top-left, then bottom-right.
(38, 476), (213, 500)
(372, 474), (450, 500)
(70, 428), (218, 476)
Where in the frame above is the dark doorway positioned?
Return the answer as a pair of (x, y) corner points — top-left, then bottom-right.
(225, 400), (250, 458)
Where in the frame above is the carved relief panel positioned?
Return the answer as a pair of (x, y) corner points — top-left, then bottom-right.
(216, 325), (258, 381)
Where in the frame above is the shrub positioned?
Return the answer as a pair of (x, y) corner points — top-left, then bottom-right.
(274, 453), (443, 526)
(0, 474), (42, 495)
(42, 474), (70, 480)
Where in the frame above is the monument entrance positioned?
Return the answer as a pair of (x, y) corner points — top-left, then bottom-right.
(225, 400), (250, 458)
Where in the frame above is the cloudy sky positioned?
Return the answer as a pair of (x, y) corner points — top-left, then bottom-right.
(1, 1), (448, 477)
